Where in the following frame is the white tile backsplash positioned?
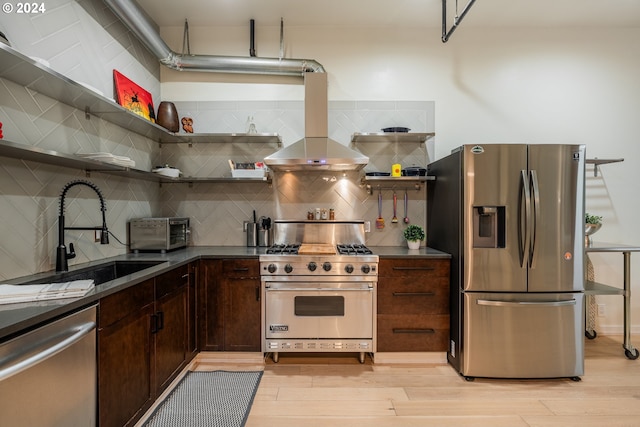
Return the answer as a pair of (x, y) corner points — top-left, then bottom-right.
(161, 100), (433, 248)
(0, 0), (434, 281)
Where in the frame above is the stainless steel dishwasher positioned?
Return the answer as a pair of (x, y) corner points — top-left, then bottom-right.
(0, 305), (97, 426)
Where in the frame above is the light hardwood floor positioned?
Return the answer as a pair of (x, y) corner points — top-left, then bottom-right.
(157, 335), (640, 427)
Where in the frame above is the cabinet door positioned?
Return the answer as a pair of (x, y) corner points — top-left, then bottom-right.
(98, 280), (154, 427)
(155, 268), (188, 394)
(186, 261), (198, 358)
(222, 259), (261, 352)
(199, 260), (224, 351)
(223, 277), (262, 351)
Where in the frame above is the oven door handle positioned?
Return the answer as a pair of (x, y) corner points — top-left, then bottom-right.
(264, 286), (374, 291)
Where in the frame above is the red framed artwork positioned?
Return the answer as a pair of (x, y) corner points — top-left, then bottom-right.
(113, 70), (155, 122)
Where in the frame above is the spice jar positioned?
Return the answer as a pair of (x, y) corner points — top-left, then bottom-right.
(321, 208), (328, 220)
(329, 209), (335, 220)
(307, 211), (314, 220)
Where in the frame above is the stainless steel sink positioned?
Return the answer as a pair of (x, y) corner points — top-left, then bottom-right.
(24, 260), (165, 286)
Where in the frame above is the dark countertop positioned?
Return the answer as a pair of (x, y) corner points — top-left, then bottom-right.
(0, 245), (449, 341)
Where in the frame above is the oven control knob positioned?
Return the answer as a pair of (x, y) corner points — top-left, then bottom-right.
(267, 264), (277, 273)
(322, 262), (332, 272)
(361, 264), (371, 274)
(308, 262), (317, 272)
(345, 264), (354, 274)
(284, 264), (293, 274)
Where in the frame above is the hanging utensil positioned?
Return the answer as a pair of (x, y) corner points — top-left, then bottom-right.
(392, 192), (398, 223)
(376, 190), (385, 229)
(403, 190), (410, 224)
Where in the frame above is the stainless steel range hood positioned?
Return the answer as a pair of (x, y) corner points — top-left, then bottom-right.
(264, 73), (368, 171)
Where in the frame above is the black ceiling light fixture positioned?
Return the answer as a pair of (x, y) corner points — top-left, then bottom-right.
(442, 0), (478, 43)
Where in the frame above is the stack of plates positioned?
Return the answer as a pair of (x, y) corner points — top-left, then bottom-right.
(76, 152), (135, 167)
(152, 167), (181, 178)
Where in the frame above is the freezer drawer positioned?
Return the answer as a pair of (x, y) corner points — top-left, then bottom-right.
(462, 292), (584, 379)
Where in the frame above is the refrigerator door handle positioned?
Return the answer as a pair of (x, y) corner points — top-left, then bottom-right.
(529, 170), (540, 268)
(518, 170), (531, 268)
(476, 299), (577, 307)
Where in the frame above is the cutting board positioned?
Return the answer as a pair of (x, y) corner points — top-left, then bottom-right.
(298, 244), (337, 255)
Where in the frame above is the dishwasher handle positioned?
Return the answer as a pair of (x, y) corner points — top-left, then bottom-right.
(0, 320), (96, 382)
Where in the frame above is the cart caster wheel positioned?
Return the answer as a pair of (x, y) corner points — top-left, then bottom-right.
(585, 330), (597, 340)
(624, 348), (639, 360)
(570, 376), (582, 382)
(464, 376), (475, 382)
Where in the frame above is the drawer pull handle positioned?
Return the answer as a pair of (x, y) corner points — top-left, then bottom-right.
(392, 267), (435, 271)
(392, 328), (435, 334)
(233, 268), (250, 272)
(393, 292), (435, 297)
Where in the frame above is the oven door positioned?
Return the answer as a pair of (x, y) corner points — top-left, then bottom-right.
(264, 282), (374, 339)
(168, 219), (189, 250)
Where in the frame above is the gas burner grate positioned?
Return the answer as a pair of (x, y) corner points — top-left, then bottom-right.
(336, 244), (373, 255)
(266, 243), (301, 254)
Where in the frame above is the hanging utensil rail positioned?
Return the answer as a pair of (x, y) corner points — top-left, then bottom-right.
(362, 182), (424, 195)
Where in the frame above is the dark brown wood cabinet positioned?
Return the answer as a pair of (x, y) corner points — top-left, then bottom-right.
(154, 265), (188, 393)
(377, 257), (450, 352)
(186, 261), (199, 358)
(199, 259), (224, 351)
(98, 263), (194, 427)
(199, 259), (261, 352)
(98, 279), (154, 427)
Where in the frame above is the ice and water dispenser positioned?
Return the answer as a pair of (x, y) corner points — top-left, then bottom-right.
(473, 206), (506, 248)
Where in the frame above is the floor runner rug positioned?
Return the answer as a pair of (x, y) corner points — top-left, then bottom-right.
(143, 370), (263, 427)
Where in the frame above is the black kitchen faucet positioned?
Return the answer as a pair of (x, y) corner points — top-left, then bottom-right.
(56, 180), (109, 272)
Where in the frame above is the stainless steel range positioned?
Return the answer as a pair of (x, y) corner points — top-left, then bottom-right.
(260, 220), (378, 363)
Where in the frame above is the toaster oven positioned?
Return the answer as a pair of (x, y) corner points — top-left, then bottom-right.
(129, 217), (190, 252)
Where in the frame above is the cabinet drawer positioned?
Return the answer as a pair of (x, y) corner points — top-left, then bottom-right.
(222, 259), (260, 278)
(377, 277), (449, 314)
(99, 279), (154, 328)
(378, 258), (449, 278)
(156, 265), (188, 298)
(377, 314), (449, 352)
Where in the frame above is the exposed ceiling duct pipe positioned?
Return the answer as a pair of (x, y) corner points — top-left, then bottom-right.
(103, 0), (325, 76)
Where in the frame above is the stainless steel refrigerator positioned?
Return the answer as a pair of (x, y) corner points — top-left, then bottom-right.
(427, 144), (585, 380)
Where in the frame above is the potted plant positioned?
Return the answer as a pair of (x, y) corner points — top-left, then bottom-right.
(403, 224), (425, 249)
(585, 213), (603, 246)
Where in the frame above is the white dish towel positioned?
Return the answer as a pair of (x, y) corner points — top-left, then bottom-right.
(0, 280), (95, 304)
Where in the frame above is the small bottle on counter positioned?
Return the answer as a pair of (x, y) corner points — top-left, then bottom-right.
(329, 209), (335, 220)
(307, 211), (314, 220)
(315, 208), (321, 220)
(321, 208), (328, 220)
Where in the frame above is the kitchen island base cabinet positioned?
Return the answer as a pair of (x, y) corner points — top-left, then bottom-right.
(377, 258), (450, 352)
(98, 264), (192, 427)
(200, 259), (261, 352)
